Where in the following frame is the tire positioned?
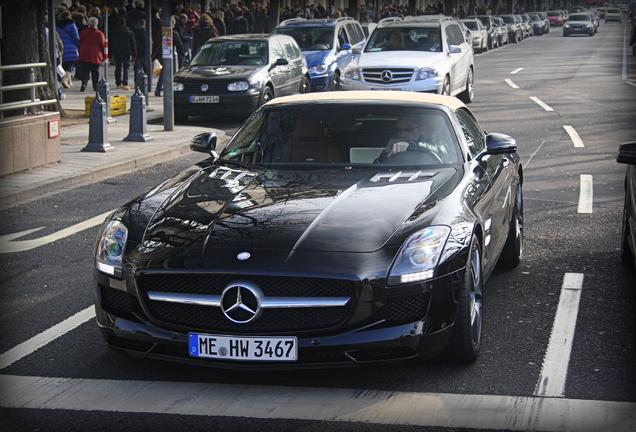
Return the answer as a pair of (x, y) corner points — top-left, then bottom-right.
(458, 68), (474, 103)
(329, 71), (341, 91)
(299, 76), (310, 94)
(621, 191), (635, 267)
(446, 234), (483, 363)
(259, 86), (273, 106)
(440, 76), (451, 96)
(499, 182), (524, 270)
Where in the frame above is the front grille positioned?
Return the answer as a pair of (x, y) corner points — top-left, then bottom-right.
(147, 301), (348, 334)
(138, 273), (355, 298)
(99, 284), (143, 322)
(138, 273), (356, 333)
(362, 68), (414, 85)
(182, 80), (232, 94)
(384, 293), (431, 323)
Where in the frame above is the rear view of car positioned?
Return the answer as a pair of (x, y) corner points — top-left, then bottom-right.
(605, 8), (622, 23)
(548, 11), (564, 26)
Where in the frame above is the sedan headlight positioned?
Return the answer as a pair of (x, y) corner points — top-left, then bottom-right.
(417, 68), (438, 80)
(564, 24), (570, 28)
(309, 64), (329, 75)
(388, 226), (451, 286)
(96, 220), (128, 277)
(173, 82), (184, 92)
(227, 81), (249, 91)
(343, 66), (360, 81)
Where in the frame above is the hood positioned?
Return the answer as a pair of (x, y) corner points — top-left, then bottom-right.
(175, 65), (259, 80)
(138, 165), (457, 259)
(302, 50), (334, 69)
(358, 51), (445, 69)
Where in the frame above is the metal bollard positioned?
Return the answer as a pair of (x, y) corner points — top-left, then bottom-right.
(124, 87), (152, 142)
(82, 92), (113, 152)
(97, 77), (115, 123)
(135, 70), (152, 110)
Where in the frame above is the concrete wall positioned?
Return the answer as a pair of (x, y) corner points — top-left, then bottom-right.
(0, 112), (61, 177)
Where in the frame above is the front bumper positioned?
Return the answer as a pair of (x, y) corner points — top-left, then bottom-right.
(309, 74), (331, 92)
(174, 90), (261, 117)
(95, 267), (465, 368)
(563, 26), (594, 35)
(341, 76), (443, 93)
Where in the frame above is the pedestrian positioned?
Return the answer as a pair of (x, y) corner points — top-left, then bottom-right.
(233, 10), (249, 35)
(192, 14), (217, 54)
(77, 16), (106, 92)
(127, 0), (145, 30)
(110, 16), (137, 90)
(254, 7), (268, 33)
(212, 10), (227, 37)
(56, 10), (79, 88)
(132, 18), (149, 86)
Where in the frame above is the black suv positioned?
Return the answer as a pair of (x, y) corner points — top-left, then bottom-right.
(173, 35), (309, 121)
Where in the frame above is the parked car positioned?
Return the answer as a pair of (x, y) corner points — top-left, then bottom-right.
(173, 35), (309, 121)
(492, 17), (509, 46)
(93, 91), (524, 367)
(472, 15), (498, 49)
(537, 12), (551, 33)
(563, 14), (596, 36)
(461, 19), (488, 53)
(619, 141), (636, 268)
(548, 11), (565, 26)
(528, 13), (545, 35)
(605, 8), (622, 22)
(499, 15), (522, 43)
(521, 14), (534, 37)
(597, 7), (607, 19)
(341, 16), (475, 102)
(273, 17), (366, 91)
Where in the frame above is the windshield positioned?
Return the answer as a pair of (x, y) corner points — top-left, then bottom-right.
(501, 16), (515, 24)
(274, 27), (334, 51)
(607, 9), (620, 13)
(529, 15), (540, 21)
(220, 104), (462, 168)
(190, 40), (268, 66)
(463, 21), (479, 30)
(569, 14), (591, 21)
(547, 12), (560, 16)
(365, 27), (443, 53)
(475, 17), (490, 27)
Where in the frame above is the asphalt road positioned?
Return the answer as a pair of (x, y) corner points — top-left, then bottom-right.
(0, 20), (635, 431)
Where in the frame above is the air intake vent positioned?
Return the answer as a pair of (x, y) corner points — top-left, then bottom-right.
(369, 171), (435, 183)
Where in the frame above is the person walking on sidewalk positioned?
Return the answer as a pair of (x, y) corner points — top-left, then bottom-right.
(78, 16), (106, 92)
(133, 18), (149, 85)
(110, 16), (137, 90)
(57, 10), (79, 88)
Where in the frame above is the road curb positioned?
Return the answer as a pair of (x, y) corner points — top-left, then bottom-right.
(0, 130), (226, 209)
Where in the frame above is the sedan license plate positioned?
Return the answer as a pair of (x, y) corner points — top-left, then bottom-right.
(188, 333), (297, 362)
(189, 95), (219, 103)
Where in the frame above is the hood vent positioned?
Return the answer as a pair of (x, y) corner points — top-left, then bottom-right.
(208, 167), (257, 182)
(369, 171), (436, 184)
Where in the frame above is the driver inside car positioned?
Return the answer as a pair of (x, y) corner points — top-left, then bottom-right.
(376, 116), (423, 162)
(375, 115), (447, 164)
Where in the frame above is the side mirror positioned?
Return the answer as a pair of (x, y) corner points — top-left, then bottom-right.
(449, 45), (462, 54)
(191, 132), (217, 154)
(340, 43), (352, 51)
(352, 46), (362, 54)
(275, 58), (288, 66)
(485, 133), (517, 154)
(617, 141), (636, 165)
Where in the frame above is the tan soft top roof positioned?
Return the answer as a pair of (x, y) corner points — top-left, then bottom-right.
(265, 91), (466, 111)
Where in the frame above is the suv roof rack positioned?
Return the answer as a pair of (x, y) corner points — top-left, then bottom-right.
(377, 16), (403, 26)
(279, 16), (353, 27)
(279, 17), (307, 26)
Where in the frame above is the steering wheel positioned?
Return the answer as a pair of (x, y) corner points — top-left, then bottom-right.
(381, 141), (444, 165)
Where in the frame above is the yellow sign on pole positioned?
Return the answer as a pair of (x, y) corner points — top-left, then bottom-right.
(162, 27), (173, 59)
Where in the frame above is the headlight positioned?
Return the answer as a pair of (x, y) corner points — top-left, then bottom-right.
(96, 220), (128, 277)
(309, 64), (329, 75)
(564, 24), (570, 28)
(343, 66), (360, 81)
(417, 68), (438, 80)
(387, 226), (451, 286)
(227, 81), (249, 91)
(173, 82), (184, 91)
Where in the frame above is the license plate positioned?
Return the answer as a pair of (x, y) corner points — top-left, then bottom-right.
(188, 333), (298, 362)
(189, 95), (219, 103)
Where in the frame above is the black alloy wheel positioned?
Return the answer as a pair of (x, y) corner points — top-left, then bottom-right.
(621, 191), (635, 267)
(260, 86), (273, 106)
(499, 182), (524, 269)
(300, 76), (310, 94)
(458, 68), (474, 103)
(330, 71), (342, 91)
(446, 234), (483, 363)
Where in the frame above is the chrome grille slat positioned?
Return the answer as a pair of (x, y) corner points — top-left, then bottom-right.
(362, 68), (414, 85)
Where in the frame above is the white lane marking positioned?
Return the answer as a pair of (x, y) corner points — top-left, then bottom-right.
(535, 273), (584, 398)
(563, 125), (584, 148)
(626, 80), (636, 88)
(529, 96), (554, 112)
(511, 67), (523, 74)
(0, 306), (95, 370)
(577, 175), (594, 214)
(1, 374), (634, 431)
(622, 23), (628, 80)
(505, 79), (520, 89)
(0, 210), (113, 254)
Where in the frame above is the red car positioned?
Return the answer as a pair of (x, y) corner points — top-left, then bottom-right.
(548, 11), (565, 26)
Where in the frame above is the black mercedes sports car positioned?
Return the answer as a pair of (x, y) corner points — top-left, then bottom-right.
(94, 91), (523, 368)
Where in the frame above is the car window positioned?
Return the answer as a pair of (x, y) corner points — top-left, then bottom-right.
(456, 108), (485, 157)
(221, 104), (462, 167)
(271, 39), (286, 62)
(337, 27), (349, 47)
(191, 40), (268, 66)
(274, 27), (334, 51)
(283, 41), (297, 60)
(365, 27), (443, 53)
(446, 25), (464, 46)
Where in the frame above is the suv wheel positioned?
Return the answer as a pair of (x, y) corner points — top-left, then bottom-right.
(458, 68), (474, 103)
(330, 71), (341, 91)
(300, 76), (310, 94)
(260, 86), (273, 106)
(441, 76), (451, 96)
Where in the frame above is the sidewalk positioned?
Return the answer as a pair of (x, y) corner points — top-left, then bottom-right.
(0, 65), (222, 209)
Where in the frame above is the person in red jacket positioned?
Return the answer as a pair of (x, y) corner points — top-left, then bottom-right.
(78, 16), (106, 92)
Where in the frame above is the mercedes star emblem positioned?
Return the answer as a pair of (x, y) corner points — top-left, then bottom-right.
(237, 252), (251, 261)
(381, 70), (393, 82)
(220, 283), (262, 324)
(201, 84), (209, 92)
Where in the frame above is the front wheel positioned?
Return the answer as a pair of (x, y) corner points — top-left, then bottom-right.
(446, 235), (483, 363)
(329, 71), (342, 91)
(499, 183), (524, 269)
(621, 191), (635, 267)
(440, 76), (451, 96)
(259, 86), (273, 107)
(299, 76), (310, 94)
(458, 68), (474, 103)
